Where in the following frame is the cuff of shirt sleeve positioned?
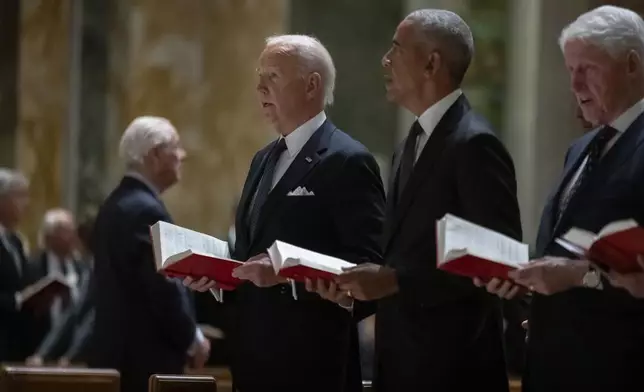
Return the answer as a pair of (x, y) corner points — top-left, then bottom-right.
(15, 292), (22, 310)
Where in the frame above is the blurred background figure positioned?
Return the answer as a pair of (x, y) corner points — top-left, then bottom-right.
(26, 210), (96, 367)
(0, 168), (31, 363)
(25, 208), (83, 358)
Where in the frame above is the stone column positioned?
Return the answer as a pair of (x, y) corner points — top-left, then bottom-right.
(504, 0), (591, 248)
(0, 0), (20, 167)
(16, 0), (71, 244)
(107, 0), (288, 237)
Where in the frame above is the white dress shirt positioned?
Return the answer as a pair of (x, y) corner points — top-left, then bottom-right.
(561, 98), (644, 202)
(414, 89), (463, 163)
(271, 111), (326, 189)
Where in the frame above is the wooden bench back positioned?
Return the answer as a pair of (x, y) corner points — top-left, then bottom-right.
(0, 366), (119, 392)
(149, 375), (217, 392)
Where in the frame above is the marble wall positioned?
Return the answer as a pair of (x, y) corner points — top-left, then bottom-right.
(16, 0), (71, 246)
(106, 0), (287, 237)
(0, 0), (19, 168)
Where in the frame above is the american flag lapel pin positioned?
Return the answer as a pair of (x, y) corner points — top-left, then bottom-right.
(305, 156), (312, 163)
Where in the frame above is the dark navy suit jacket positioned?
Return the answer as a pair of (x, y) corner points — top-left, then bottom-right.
(89, 176), (197, 392)
(526, 111), (644, 392)
(229, 120), (386, 392)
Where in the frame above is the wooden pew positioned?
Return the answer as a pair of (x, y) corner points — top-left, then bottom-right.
(0, 366), (119, 392)
(149, 375), (217, 392)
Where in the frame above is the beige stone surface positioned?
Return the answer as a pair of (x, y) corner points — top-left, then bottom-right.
(107, 0), (287, 238)
(16, 0), (70, 245)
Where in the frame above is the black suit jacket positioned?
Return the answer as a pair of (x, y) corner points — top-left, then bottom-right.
(26, 251), (83, 356)
(0, 232), (31, 362)
(89, 176), (198, 392)
(525, 113), (644, 392)
(229, 120), (385, 392)
(375, 95), (520, 392)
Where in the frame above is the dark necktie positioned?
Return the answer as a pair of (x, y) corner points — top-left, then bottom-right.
(556, 125), (617, 224)
(247, 138), (287, 240)
(2, 232), (24, 276)
(397, 121), (424, 200)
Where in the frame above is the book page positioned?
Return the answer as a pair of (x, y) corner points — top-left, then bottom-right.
(561, 228), (596, 251)
(599, 219), (639, 238)
(151, 221), (231, 268)
(441, 214), (528, 268)
(273, 241), (355, 275)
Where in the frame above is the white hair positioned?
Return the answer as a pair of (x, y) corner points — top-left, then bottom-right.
(0, 168), (28, 197)
(265, 34), (336, 106)
(405, 9), (474, 85)
(559, 6), (644, 59)
(119, 116), (177, 166)
(38, 208), (75, 247)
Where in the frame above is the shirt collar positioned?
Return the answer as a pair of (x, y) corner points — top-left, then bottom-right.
(610, 98), (644, 133)
(125, 171), (159, 195)
(417, 89), (462, 137)
(282, 111), (326, 158)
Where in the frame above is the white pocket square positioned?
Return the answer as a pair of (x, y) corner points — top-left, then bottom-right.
(287, 186), (315, 196)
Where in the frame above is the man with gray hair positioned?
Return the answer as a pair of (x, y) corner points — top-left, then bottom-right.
(310, 9), (521, 391)
(480, 5), (644, 392)
(184, 35), (385, 392)
(0, 167), (32, 362)
(90, 116), (210, 392)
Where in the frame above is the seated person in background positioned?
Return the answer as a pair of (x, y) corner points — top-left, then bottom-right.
(26, 212), (96, 366)
(25, 209), (85, 357)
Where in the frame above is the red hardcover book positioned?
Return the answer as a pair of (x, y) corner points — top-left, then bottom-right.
(267, 240), (356, 283)
(21, 275), (71, 310)
(436, 214), (529, 281)
(150, 221), (243, 290)
(556, 219), (644, 274)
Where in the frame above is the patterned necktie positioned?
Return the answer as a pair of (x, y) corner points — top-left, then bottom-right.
(556, 125), (617, 224)
(247, 138), (287, 240)
(397, 121), (424, 201)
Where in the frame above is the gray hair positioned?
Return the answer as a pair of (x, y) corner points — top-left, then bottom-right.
(0, 168), (28, 197)
(119, 116), (177, 167)
(38, 208), (75, 249)
(265, 34), (336, 106)
(405, 9), (474, 86)
(559, 6), (644, 59)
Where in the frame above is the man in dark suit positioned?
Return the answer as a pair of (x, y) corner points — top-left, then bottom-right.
(314, 10), (521, 392)
(480, 6), (644, 392)
(27, 212), (97, 367)
(25, 208), (83, 358)
(0, 168), (32, 363)
(185, 35), (385, 392)
(90, 116), (210, 392)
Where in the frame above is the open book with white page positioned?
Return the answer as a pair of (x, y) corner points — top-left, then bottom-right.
(150, 221), (241, 302)
(436, 213), (529, 281)
(556, 218), (644, 273)
(267, 240), (356, 300)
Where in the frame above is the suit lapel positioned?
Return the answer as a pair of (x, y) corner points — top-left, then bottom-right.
(550, 111), (644, 240)
(384, 96), (470, 250)
(249, 120), (335, 249)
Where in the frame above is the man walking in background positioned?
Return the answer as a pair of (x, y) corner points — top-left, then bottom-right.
(90, 116), (209, 392)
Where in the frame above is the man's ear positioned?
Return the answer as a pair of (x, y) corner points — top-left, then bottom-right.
(306, 72), (322, 99)
(424, 51), (442, 78)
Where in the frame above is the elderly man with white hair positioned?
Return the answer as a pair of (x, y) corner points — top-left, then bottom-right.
(25, 208), (83, 363)
(185, 35), (385, 392)
(0, 168), (32, 362)
(479, 5), (644, 392)
(89, 117), (210, 392)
